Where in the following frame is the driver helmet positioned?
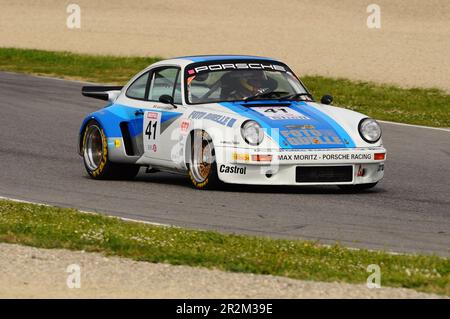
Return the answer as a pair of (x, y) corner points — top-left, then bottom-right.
(238, 71), (269, 94)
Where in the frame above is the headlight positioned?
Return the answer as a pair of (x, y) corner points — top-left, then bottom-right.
(241, 120), (264, 146)
(359, 118), (381, 143)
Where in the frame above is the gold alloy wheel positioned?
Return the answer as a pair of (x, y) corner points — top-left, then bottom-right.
(190, 132), (214, 184)
(83, 124), (104, 171)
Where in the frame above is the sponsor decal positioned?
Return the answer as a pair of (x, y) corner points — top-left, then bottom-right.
(285, 124), (315, 130)
(251, 107), (310, 121)
(220, 164), (247, 175)
(180, 119), (190, 133)
(278, 154), (318, 161)
(251, 154), (273, 162)
(188, 111), (236, 127)
(322, 153), (372, 160)
(114, 139), (121, 148)
(147, 112), (158, 119)
(188, 63), (286, 74)
(277, 153), (373, 161)
(281, 129), (343, 146)
(232, 152), (250, 161)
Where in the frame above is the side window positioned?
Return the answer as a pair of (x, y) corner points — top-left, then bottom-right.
(126, 72), (149, 100)
(173, 72), (182, 104)
(148, 68), (180, 103)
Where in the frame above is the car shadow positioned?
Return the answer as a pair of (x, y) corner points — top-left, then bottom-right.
(133, 171), (386, 195)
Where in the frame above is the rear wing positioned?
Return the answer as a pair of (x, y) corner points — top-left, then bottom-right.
(81, 86), (123, 101)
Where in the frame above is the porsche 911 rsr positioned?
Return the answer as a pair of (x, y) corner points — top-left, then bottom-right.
(79, 55), (386, 190)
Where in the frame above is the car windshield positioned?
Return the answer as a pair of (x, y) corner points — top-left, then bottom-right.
(185, 63), (309, 104)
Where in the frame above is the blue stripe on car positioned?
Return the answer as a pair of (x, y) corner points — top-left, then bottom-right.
(219, 101), (355, 149)
(291, 102), (355, 148)
(80, 104), (182, 139)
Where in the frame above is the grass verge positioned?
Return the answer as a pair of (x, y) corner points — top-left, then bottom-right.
(0, 199), (448, 295)
(0, 47), (161, 84)
(1, 48), (449, 127)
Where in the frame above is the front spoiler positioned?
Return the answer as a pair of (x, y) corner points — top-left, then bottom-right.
(215, 146), (386, 185)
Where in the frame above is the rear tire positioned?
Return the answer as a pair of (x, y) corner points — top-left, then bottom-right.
(338, 182), (378, 192)
(187, 131), (221, 190)
(82, 120), (140, 180)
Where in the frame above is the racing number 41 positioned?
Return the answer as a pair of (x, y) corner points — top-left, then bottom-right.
(265, 108), (288, 113)
(145, 121), (157, 140)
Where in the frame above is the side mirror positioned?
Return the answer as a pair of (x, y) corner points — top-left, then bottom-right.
(320, 94), (333, 105)
(159, 94), (174, 104)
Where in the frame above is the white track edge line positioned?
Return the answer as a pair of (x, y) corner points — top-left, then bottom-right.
(0, 195), (421, 257)
(379, 120), (450, 132)
(0, 195), (173, 228)
(1, 71), (97, 85)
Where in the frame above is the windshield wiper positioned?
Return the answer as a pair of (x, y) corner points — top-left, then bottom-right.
(243, 91), (290, 102)
(279, 92), (314, 101)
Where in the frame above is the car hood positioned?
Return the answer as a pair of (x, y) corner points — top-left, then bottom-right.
(218, 100), (356, 149)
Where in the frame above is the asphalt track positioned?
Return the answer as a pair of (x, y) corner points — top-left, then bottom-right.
(0, 72), (449, 256)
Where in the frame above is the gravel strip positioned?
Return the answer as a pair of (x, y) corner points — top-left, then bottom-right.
(0, 0), (448, 91)
(0, 243), (443, 298)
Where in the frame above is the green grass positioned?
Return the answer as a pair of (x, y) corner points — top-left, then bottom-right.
(0, 199), (448, 295)
(0, 47), (161, 84)
(303, 76), (450, 128)
(0, 47), (449, 127)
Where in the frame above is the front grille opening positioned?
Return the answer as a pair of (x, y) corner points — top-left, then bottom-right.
(296, 166), (353, 183)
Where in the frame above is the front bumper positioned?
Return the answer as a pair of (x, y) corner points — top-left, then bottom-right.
(215, 146), (386, 185)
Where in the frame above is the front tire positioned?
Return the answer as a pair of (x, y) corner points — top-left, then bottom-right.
(187, 131), (220, 189)
(82, 120), (140, 180)
(338, 182), (378, 192)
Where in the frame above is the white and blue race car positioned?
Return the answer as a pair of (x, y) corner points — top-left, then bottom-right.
(79, 55), (386, 190)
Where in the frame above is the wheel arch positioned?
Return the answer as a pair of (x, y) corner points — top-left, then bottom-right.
(78, 113), (116, 155)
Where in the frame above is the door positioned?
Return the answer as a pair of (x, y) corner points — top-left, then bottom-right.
(141, 67), (184, 162)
